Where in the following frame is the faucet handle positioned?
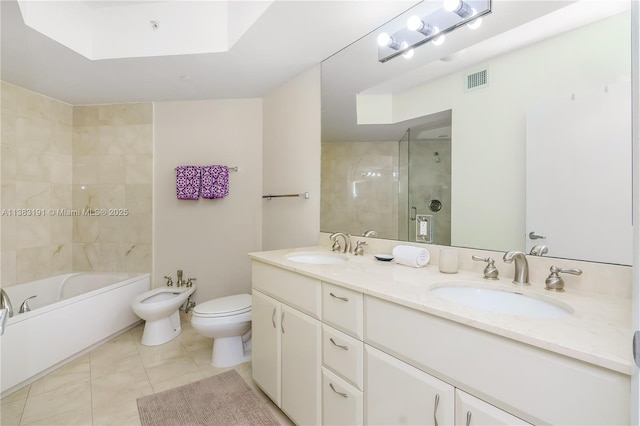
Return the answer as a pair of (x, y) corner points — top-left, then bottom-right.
(186, 278), (197, 287)
(545, 266), (582, 292)
(472, 256), (499, 280)
(331, 239), (342, 252)
(354, 241), (368, 256)
(164, 276), (173, 286)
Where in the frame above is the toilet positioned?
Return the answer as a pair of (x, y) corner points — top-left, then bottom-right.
(190, 293), (252, 368)
(131, 286), (196, 346)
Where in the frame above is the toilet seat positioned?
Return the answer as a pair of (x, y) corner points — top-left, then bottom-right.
(193, 293), (251, 318)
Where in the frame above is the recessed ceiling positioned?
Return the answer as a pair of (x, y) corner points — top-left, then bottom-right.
(0, 0), (419, 105)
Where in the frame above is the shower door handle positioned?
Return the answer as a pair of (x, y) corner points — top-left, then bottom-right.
(410, 206), (417, 220)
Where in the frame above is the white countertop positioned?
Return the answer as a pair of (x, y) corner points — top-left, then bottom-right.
(249, 246), (633, 376)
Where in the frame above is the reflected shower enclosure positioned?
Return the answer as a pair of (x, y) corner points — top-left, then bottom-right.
(321, 116), (452, 244)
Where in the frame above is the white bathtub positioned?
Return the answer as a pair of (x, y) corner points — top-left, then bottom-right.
(0, 272), (150, 396)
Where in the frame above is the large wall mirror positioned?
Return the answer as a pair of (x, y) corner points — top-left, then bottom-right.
(321, 0), (632, 265)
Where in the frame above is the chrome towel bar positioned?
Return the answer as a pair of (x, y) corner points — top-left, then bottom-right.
(262, 192), (310, 200)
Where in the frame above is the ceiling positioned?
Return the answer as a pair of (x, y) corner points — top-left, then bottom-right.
(0, 0), (419, 105)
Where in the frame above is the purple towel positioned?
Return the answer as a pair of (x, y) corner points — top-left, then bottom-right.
(176, 166), (201, 200)
(201, 165), (229, 199)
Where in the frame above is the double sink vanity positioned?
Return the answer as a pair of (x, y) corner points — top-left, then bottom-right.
(249, 239), (632, 425)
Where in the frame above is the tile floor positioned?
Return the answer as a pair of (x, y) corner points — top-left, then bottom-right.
(0, 316), (293, 426)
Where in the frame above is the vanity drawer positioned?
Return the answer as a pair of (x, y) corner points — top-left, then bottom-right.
(322, 367), (363, 426)
(322, 282), (363, 339)
(322, 325), (364, 390)
(252, 261), (321, 319)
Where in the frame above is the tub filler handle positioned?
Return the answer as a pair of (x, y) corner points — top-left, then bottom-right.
(19, 295), (37, 314)
(0, 288), (14, 318)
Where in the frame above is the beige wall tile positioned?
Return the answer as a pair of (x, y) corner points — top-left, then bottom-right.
(72, 105), (99, 127)
(72, 126), (99, 155)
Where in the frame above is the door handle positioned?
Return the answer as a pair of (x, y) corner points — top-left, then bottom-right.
(528, 231), (546, 240)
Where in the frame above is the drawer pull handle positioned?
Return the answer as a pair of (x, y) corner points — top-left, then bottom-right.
(433, 394), (440, 426)
(329, 337), (349, 350)
(329, 383), (348, 398)
(466, 411), (472, 426)
(271, 308), (276, 329)
(281, 312), (285, 334)
(329, 292), (349, 302)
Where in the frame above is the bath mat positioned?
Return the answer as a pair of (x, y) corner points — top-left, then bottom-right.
(137, 369), (280, 426)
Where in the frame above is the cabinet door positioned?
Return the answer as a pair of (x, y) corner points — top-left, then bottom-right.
(365, 345), (454, 426)
(455, 390), (531, 426)
(251, 290), (281, 405)
(281, 304), (322, 426)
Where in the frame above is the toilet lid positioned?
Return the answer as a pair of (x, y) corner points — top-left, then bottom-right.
(194, 294), (251, 316)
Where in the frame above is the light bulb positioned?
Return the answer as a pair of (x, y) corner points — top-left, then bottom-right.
(443, 0), (472, 18)
(407, 15), (423, 32)
(377, 32), (400, 50)
(443, 0), (461, 12)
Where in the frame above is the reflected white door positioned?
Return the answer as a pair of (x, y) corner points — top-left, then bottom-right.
(526, 82), (632, 265)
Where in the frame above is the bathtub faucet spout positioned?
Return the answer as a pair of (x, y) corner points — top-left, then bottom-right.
(0, 288), (14, 318)
(19, 295), (37, 314)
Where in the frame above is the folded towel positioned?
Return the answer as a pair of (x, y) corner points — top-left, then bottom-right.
(392, 245), (430, 268)
(176, 166), (201, 200)
(200, 165), (229, 199)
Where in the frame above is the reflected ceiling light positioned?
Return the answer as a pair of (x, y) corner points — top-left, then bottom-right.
(400, 42), (415, 59)
(377, 33), (401, 50)
(443, 0), (472, 18)
(467, 8), (482, 29)
(431, 28), (445, 46)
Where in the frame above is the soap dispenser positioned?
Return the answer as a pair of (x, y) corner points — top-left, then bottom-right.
(472, 255), (499, 280)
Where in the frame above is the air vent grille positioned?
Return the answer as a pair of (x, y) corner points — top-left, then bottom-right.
(465, 69), (489, 91)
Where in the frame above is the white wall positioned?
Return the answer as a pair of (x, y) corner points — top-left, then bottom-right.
(390, 12), (629, 252)
(153, 99), (263, 303)
(262, 66), (321, 250)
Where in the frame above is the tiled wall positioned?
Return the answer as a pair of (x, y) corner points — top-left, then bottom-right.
(321, 141), (399, 239)
(72, 104), (153, 273)
(1, 82), (74, 285)
(0, 82), (152, 286)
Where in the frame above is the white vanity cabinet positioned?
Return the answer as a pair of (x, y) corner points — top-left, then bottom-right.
(365, 345), (455, 425)
(251, 262), (322, 426)
(364, 295), (629, 425)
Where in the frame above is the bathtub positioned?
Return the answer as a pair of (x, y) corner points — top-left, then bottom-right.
(0, 272), (150, 396)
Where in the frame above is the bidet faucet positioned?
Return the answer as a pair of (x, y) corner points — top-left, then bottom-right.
(176, 270), (184, 287)
(503, 251), (530, 285)
(330, 232), (352, 254)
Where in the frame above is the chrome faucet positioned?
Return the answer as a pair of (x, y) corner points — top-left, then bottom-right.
(545, 266), (582, 292)
(503, 251), (530, 285)
(176, 270), (184, 287)
(18, 295), (37, 314)
(329, 232), (352, 254)
(354, 240), (368, 256)
(362, 230), (378, 238)
(1, 288), (14, 318)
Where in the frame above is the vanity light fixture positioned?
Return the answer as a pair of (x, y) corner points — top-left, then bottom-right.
(377, 0), (490, 62)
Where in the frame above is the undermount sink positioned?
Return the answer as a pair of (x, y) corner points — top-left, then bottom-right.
(430, 284), (573, 318)
(285, 252), (348, 265)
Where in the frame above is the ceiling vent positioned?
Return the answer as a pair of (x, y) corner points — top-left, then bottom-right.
(465, 68), (489, 92)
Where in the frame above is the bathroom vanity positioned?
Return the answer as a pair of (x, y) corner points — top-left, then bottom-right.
(249, 245), (632, 425)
